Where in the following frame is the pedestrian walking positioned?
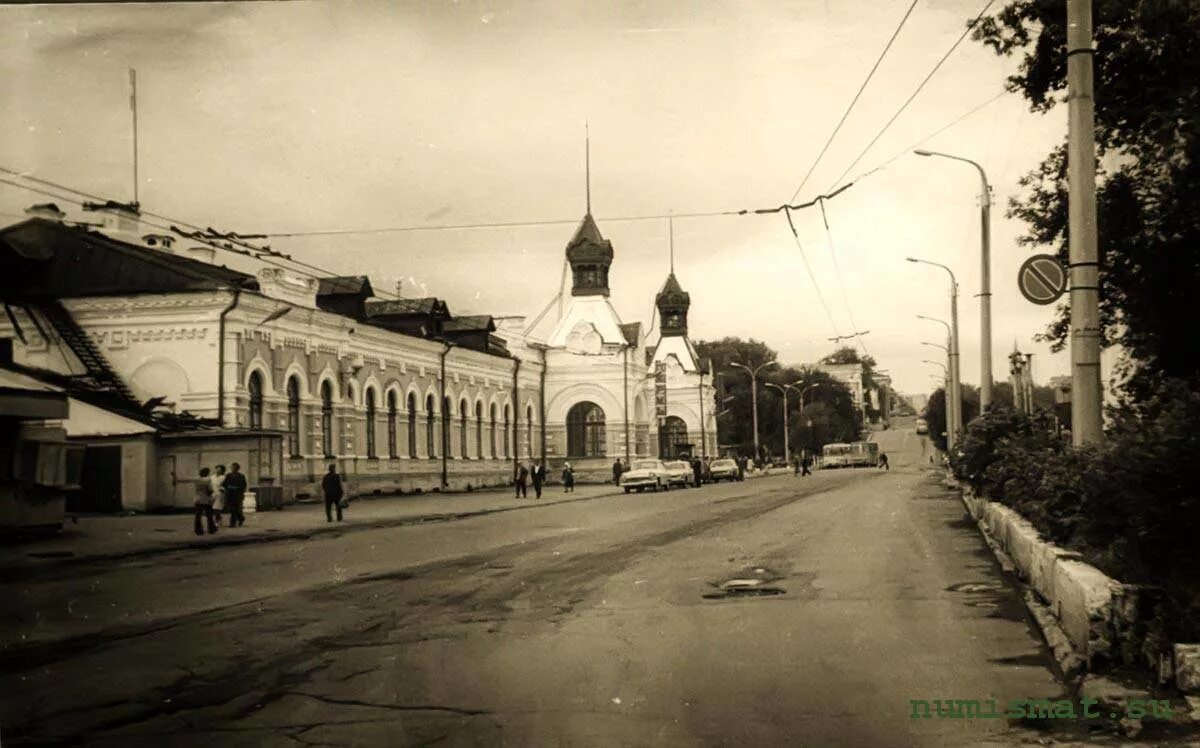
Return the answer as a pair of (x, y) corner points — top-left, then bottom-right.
(515, 463), (529, 498)
(801, 454), (812, 476)
(193, 467), (218, 535)
(691, 456), (702, 488)
(612, 458), (623, 486)
(321, 464), (344, 522)
(561, 462), (575, 493)
(222, 462), (248, 527)
(532, 460), (545, 499)
(210, 464), (227, 526)
(793, 454), (801, 476)
(736, 454), (746, 482)
(879, 452), (890, 471)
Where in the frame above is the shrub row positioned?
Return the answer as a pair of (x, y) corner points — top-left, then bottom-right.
(950, 377), (1200, 656)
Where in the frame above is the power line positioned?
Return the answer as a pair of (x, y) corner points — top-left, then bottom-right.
(790, 0), (920, 203)
(783, 206), (844, 341)
(825, 0), (998, 192)
(846, 90), (1008, 185)
(817, 197), (870, 358)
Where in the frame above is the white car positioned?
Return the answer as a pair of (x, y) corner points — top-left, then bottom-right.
(664, 460), (693, 488)
(707, 458), (739, 482)
(620, 459), (671, 493)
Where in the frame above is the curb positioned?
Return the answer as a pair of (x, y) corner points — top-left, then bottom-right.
(1, 488), (624, 577)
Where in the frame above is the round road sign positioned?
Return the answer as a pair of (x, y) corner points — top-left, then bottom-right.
(1018, 254), (1067, 305)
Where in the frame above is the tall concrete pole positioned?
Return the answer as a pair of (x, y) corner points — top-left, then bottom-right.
(765, 383), (790, 460)
(1067, 0), (1104, 445)
(730, 360), (777, 461)
(950, 280), (963, 441)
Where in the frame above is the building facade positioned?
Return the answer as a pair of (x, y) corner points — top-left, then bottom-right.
(0, 204), (717, 510)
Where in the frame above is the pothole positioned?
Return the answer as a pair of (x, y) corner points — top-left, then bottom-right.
(703, 567), (787, 600)
(946, 581), (1004, 593)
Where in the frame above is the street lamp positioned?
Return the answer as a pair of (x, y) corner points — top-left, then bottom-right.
(914, 148), (993, 409)
(764, 382), (793, 461)
(911, 258), (962, 437)
(728, 359), (778, 460)
(916, 312), (962, 452)
(797, 382), (821, 415)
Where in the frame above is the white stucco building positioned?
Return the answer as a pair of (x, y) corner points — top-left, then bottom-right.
(0, 202), (717, 510)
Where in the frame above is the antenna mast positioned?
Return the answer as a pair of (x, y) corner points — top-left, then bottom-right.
(129, 68), (139, 206)
(585, 121), (591, 214)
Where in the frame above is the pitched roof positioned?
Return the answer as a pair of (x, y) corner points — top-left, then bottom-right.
(443, 315), (496, 333)
(363, 297), (450, 318)
(658, 273), (686, 296)
(317, 275), (373, 297)
(620, 322), (642, 347)
(569, 213), (605, 247)
(0, 218), (256, 298)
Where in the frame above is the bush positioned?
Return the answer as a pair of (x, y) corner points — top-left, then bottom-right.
(951, 379), (1200, 647)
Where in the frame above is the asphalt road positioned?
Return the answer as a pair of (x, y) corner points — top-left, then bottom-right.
(2, 428), (1083, 746)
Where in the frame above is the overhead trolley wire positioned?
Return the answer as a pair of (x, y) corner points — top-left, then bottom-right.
(790, 0), (920, 203)
(782, 206), (845, 341)
(824, 0), (998, 192)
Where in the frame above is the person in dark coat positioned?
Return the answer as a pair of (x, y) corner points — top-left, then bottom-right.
(878, 452), (890, 471)
(691, 457), (703, 488)
(736, 454), (746, 482)
(222, 462), (249, 527)
(612, 458), (623, 486)
(561, 462), (575, 493)
(321, 464), (344, 522)
(801, 453), (813, 476)
(532, 461), (546, 499)
(515, 463), (529, 498)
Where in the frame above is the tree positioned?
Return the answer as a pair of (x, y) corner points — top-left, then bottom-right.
(974, 1), (1200, 395)
(923, 385), (982, 453)
(694, 338), (859, 459)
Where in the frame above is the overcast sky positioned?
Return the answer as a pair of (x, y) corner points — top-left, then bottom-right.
(1, 0), (1097, 396)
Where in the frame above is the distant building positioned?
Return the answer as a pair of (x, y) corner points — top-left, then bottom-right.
(816, 362), (865, 417)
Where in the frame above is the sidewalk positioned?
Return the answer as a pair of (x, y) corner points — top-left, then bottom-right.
(0, 482), (625, 573)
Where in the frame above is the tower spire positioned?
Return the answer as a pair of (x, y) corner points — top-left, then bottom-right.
(585, 120), (591, 214)
(669, 215), (675, 273)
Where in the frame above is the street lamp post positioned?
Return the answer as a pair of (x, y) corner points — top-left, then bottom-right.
(764, 382), (792, 461)
(798, 383), (821, 415)
(911, 258), (963, 439)
(728, 359), (778, 461)
(914, 149), (993, 410)
(916, 313), (961, 452)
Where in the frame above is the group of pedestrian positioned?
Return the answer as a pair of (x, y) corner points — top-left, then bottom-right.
(192, 462), (248, 535)
(792, 453), (813, 477)
(515, 460), (547, 499)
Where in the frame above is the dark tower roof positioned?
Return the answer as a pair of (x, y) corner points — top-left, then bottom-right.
(566, 213), (613, 297)
(656, 272), (691, 337)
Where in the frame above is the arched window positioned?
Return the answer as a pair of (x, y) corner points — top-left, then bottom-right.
(286, 376), (301, 457)
(460, 398), (469, 458)
(321, 380), (335, 457)
(475, 401), (483, 459)
(387, 390), (398, 458)
(567, 401), (606, 457)
(489, 403), (497, 458)
(662, 415), (689, 459)
(503, 405), (511, 458)
(248, 371), (264, 430)
(365, 388), (377, 458)
(526, 404), (534, 457)
(426, 394), (436, 458)
(406, 392), (417, 458)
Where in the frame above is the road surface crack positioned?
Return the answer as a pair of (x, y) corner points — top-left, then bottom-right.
(286, 690), (491, 716)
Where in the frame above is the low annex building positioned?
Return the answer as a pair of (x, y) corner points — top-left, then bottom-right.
(0, 202), (717, 512)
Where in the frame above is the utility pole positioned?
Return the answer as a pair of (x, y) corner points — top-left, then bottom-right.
(729, 359), (777, 461)
(765, 383), (791, 461)
(1067, 0), (1104, 445)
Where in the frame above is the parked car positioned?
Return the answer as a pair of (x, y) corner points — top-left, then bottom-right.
(664, 460), (692, 488)
(707, 458), (739, 482)
(620, 459), (671, 493)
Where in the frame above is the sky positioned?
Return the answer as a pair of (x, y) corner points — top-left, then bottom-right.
(0, 0), (1100, 397)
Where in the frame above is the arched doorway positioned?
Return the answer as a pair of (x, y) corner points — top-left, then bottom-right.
(661, 415), (691, 459)
(566, 401), (606, 457)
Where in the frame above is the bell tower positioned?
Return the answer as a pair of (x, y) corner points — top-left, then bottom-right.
(566, 214), (613, 297)
(656, 273), (690, 337)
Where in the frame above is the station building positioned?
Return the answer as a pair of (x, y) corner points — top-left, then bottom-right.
(0, 202), (717, 514)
